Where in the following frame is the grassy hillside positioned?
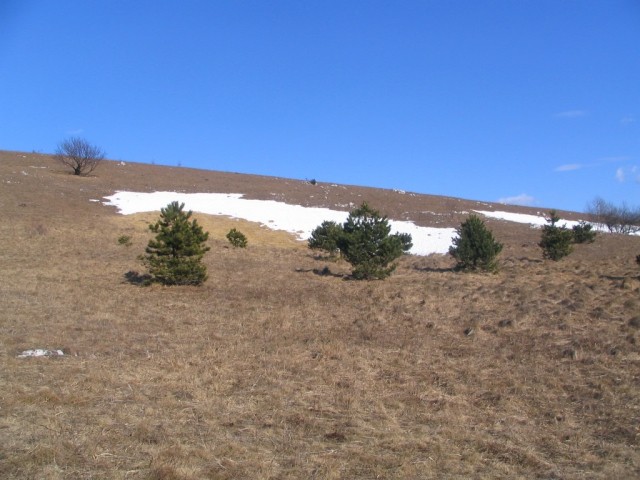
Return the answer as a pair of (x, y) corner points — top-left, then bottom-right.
(1, 150), (639, 479)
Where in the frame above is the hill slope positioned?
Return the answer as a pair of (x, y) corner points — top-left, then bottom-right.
(1, 150), (639, 479)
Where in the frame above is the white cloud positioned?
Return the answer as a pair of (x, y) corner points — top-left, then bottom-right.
(555, 163), (583, 172)
(614, 165), (640, 183)
(555, 157), (630, 174)
(497, 193), (535, 206)
(555, 110), (587, 118)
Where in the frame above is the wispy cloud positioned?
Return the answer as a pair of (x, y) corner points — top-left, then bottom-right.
(621, 115), (635, 126)
(555, 156), (631, 174)
(614, 165), (639, 183)
(555, 110), (587, 119)
(497, 193), (535, 206)
(555, 163), (584, 172)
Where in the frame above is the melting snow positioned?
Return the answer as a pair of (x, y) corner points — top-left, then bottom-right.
(103, 191), (457, 255)
(18, 349), (64, 358)
(102, 191), (627, 256)
(474, 210), (583, 229)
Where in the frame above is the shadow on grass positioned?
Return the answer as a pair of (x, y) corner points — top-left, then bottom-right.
(124, 270), (152, 286)
(295, 266), (345, 278)
(308, 253), (341, 262)
(413, 266), (456, 273)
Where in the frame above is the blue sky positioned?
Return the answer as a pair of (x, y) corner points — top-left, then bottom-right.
(1, 1), (638, 212)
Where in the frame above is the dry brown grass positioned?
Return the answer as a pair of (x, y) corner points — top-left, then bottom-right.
(1, 150), (639, 479)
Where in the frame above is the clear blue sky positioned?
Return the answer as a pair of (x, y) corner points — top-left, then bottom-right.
(1, 1), (638, 212)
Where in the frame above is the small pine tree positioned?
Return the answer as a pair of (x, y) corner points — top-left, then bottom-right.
(141, 201), (210, 285)
(636, 254), (640, 267)
(449, 215), (503, 272)
(572, 221), (596, 244)
(336, 203), (412, 280)
(117, 234), (132, 247)
(539, 210), (573, 261)
(308, 220), (343, 257)
(226, 228), (248, 248)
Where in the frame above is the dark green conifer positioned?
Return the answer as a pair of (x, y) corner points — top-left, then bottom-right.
(539, 210), (573, 261)
(308, 220), (343, 258)
(572, 221), (596, 244)
(336, 203), (412, 280)
(141, 201), (210, 285)
(226, 228), (248, 248)
(449, 215), (503, 272)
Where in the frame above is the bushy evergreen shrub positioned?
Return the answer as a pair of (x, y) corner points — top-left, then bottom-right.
(141, 201), (210, 285)
(336, 203), (412, 280)
(308, 220), (343, 257)
(226, 228), (248, 248)
(117, 234), (132, 247)
(572, 221), (596, 244)
(539, 210), (573, 261)
(449, 214), (503, 272)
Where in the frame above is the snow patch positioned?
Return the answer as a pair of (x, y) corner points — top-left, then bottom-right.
(18, 349), (64, 358)
(102, 191), (457, 255)
(474, 210), (582, 229)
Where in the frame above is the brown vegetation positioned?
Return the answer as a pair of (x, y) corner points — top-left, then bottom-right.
(1, 150), (639, 479)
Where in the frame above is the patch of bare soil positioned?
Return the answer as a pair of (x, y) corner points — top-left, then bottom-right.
(1, 150), (639, 479)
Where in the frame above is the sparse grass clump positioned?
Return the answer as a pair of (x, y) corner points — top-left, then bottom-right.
(226, 228), (248, 248)
(140, 201), (210, 285)
(449, 214), (503, 272)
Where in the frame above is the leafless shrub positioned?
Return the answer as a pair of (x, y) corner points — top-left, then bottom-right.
(587, 197), (640, 234)
(53, 137), (106, 176)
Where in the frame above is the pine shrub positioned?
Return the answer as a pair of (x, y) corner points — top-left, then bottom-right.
(572, 221), (596, 244)
(226, 228), (248, 248)
(449, 214), (503, 272)
(308, 220), (343, 258)
(336, 203), (412, 280)
(539, 210), (573, 261)
(117, 234), (132, 247)
(141, 201), (210, 285)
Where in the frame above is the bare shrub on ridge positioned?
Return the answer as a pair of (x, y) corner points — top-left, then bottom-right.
(53, 137), (106, 176)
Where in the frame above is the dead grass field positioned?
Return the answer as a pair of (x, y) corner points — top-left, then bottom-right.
(1, 150), (639, 479)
